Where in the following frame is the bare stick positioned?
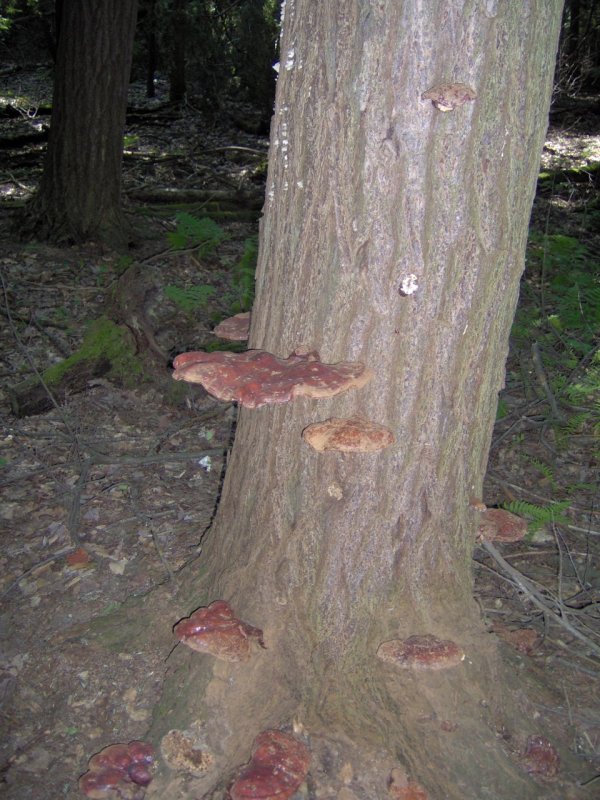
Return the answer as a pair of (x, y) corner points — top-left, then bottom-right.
(481, 540), (600, 657)
(531, 341), (566, 423)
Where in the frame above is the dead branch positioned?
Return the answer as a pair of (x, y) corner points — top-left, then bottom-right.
(481, 539), (600, 658)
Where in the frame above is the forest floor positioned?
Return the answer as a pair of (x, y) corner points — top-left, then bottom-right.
(0, 72), (599, 799)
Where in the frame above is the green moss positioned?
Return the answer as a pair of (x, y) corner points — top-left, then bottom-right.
(44, 317), (143, 386)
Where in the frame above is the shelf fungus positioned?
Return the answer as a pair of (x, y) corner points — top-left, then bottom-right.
(160, 729), (214, 775)
(421, 83), (476, 111)
(476, 507), (527, 543)
(230, 729), (311, 800)
(302, 417), (395, 453)
(172, 349), (373, 408)
(521, 735), (560, 777)
(377, 634), (464, 670)
(79, 741), (155, 799)
(173, 600), (265, 662)
(213, 311), (251, 341)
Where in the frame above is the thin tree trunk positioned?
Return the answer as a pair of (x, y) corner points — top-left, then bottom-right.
(148, 3), (564, 798)
(146, 0), (158, 98)
(22, 0), (138, 246)
(169, 0), (187, 104)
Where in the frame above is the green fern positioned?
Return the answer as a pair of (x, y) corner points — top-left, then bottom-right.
(167, 213), (227, 255)
(502, 499), (571, 532)
(523, 456), (556, 488)
(165, 284), (216, 313)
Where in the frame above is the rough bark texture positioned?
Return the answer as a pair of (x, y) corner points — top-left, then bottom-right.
(22, 0), (138, 245)
(149, 3), (565, 798)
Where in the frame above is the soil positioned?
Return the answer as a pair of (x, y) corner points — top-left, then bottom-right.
(0, 72), (599, 799)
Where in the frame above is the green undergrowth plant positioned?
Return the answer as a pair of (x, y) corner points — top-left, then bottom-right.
(502, 498), (572, 534)
(168, 212), (228, 255)
(511, 231), (600, 442)
(164, 284), (216, 314)
(523, 455), (558, 490)
(164, 211), (258, 320)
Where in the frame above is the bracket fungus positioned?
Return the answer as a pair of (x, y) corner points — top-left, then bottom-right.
(230, 729), (311, 800)
(160, 729), (214, 775)
(421, 82), (477, 111)
(477, 507), (527, 543)
(213, 311), (251, 341)
(521, 735), (560, 777)
(79, 741), (155, 799)
(172, 349), (373, 408)
(173, 600), (265, 662)
(377, 634), (464, 670)
(302, 417), (395, 453)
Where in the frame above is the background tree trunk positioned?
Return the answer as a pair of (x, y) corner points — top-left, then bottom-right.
(149, 3), (564, 798)
(22, 0), (138, 246)
(169, 0), (187, 104)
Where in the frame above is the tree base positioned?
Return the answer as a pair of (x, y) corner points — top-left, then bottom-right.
(143, 625), (577, 800)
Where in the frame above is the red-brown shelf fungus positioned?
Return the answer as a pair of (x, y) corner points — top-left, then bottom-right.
(377, 634), (464, 670)
(173, 600), (265, 662)
(421, 82), (477, 111)
(302, 417), (395, 453)
(79, 741), (154, 799)
(213, 311), (251, 341)
(230, 730), (310, 800)
(172, 349), (373, 408)
(521, 735), (560, 777)
(477, 507), (527, 543)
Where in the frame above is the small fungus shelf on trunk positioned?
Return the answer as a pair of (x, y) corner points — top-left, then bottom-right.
(172, 349), (373, 408)
(420, 82), (477, 111)
(476, 507), (528, 543)
(213, 311), (251, 341)
(302, 417), (395, 452)
(377, 635), (464, 670)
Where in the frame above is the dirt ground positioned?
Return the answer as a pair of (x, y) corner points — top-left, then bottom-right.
(1, 75), (599, 799)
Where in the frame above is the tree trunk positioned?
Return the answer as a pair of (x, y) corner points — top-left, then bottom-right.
(145, 0), (159, 98)
(148, 3), (564, 798)
(169, 0), (187, 105)
(22, 0), (138, 246)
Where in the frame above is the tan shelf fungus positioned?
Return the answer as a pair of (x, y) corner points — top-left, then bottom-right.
(213, 311), (251, 341)
(302, 417), (395, 453)
(421, 82), (477, 111)
(476, 507), (527, 543)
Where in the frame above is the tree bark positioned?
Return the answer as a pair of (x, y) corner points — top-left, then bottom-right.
(168, 0), (187, 105)
(21, 0), (138, 246)
(148, 3), (565, 798)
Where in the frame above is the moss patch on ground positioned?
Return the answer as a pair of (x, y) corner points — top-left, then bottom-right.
(44, 316), (143, 386)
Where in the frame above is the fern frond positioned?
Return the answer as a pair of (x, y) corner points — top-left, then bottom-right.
(165, 284), (216, 313)
(167, 213), (227, 255)
(502, 499), (571, 530)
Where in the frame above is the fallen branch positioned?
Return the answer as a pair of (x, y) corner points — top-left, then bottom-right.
(531, 341), (566, 423)
(481, 540), (600, 658)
